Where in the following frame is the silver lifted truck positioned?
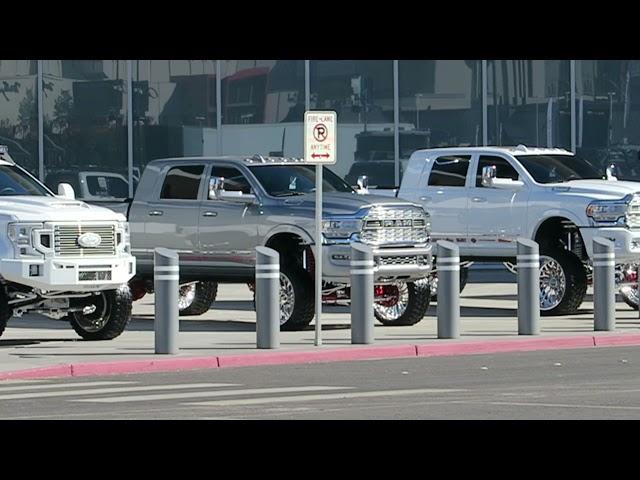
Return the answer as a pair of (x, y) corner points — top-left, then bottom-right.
(115, 155), (433, 329)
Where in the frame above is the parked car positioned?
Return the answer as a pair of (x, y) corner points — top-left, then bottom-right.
(393, 144), (640, 315)
(96, 155), (434, 329)
(0, 145), (136, 340)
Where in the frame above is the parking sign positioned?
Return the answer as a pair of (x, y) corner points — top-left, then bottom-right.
(304, 111), (337, 164)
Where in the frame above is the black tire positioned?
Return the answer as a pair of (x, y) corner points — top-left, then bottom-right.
(429, 267), (469, 301)
(69, 285), (132, 340)
(374, 279), (431, 326)
(179, 281), (218, 316)
(279, 264), (315, 331)
(539, 247), (587, 316)
(0, 287), (11, 338)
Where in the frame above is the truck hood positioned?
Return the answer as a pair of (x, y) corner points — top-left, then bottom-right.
(280, 192), (423, 216)
(0, 196), (126, 222)
(545, 180), (640, 201)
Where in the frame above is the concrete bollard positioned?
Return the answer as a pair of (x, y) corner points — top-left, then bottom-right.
(350, 243), (374, 344)
(154, 248), (179, 354)
(255, 246), (280, 349)
(517, 238), (540, 335)
(437, 240), (460, 339)
(593, 237), (616, 331)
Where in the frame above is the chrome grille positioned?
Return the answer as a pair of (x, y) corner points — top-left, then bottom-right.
(360, 206), (429, 245)
(627, 195), (640, 228)
(54, 224), (117, 257)
(378, 255), (429, 266)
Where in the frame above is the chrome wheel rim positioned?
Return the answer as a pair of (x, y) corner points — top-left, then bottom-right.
(374, 282), (410, 321)
(178, 283), (197, 310)
(620, 285), (639, 307)
(280, 273), (295, 325)
(75, 293), (109, 333)
(539, 255), (566, 311)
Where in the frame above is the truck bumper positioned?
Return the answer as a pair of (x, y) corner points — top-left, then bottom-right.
(322, 243), (433, 284)
(579, 227), (640, 262)
(0, 256), (136, 292)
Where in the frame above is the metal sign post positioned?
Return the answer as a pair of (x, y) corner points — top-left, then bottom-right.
(304, 110), (337, 347)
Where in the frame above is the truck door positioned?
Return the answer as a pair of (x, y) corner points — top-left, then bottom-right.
(467, 154), (528, 256)
(421, 154), (471, 253)
(132, 164), (204, 277)
(198, 164), (259, 278)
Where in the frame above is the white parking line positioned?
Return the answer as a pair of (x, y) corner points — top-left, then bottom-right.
(0, 383), (238, 401)
(74, 386), (354, 403)
(186, 388), (465, 407)
(0, 381), (131, 393)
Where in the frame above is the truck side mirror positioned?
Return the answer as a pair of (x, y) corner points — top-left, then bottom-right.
(208, 177), (225, 200)
(57, 183), (75, 200)
(606, 164), (618, 181)
(481, 165), (497, 187)
(356, 175), (369, 194)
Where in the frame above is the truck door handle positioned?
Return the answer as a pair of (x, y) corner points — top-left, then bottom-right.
(471, 196), (487, 203)
(148, 210), (163, 216)
(420, 196), (432, 202)
(202, 211), (218, 217)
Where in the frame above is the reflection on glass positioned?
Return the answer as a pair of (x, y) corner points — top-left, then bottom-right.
(310, 60), (394, 181)
(42, 60), (128, 198)
(221, 60), (305, 158)
(576, 60), (640, 181)
(487, 60), (571, 149)
(0, 60), (39, 176)
(133, 60), (218, 179)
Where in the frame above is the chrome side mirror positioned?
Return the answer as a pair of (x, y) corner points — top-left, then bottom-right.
(606, 164), (618, 181)
(208, 176), (225, 200)
(481, 165), (496, 187)
(356, 175), (369, 194)
(57, 183), (75, 200)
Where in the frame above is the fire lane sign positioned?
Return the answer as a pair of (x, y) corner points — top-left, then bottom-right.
(304, 111), (337, 164)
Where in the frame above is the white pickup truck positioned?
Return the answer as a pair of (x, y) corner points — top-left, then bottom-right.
(392, 145), (640, 315)
(0, 146), (136, 340)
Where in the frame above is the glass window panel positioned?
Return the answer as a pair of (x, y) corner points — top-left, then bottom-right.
(42, 60), (128, 198)
(211, 166), (251, 194)
(133, 60), (218, 184)
(0, 60), (39, 176)
(220, 60), (305, 159)
(475, 155), (519, 187)
(428, 155), (471, 187)
(487, 60), (571, 149)
(310, 60), (394, 182)
(160, 165), (204, 200)
(576, 60), (640, 181)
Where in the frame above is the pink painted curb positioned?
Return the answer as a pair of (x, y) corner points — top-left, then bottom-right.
(1, 332), (639, 381)
(217, 344), (417, 368)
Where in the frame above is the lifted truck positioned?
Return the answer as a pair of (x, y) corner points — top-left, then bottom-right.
(395, 144), (640, 315)
(0, 146), (136, 340)
(109, 155), (434, 329)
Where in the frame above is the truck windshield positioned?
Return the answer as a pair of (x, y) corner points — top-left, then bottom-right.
(0, 165), (51, 196)
(516, 154), (604, 184)
(249, 165), (354, 197)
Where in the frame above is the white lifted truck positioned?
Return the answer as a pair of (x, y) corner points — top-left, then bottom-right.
(395, 145), (640, 315)
(0, 146), (136, 340)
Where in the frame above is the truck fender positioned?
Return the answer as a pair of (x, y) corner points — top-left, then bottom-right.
(529, 209), (585, 240)
(262, 224), (315, 247)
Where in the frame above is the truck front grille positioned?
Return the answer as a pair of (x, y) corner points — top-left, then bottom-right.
(54, 224), (117, 257)
(360, 206), (429, 246)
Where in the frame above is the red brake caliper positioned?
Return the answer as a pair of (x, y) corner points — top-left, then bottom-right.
(375, 284), (399, 308)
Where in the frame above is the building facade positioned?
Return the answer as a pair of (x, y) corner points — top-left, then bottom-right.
(1, 59), (639, 198)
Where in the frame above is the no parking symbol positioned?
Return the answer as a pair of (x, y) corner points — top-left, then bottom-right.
(304, 111), (337, 164)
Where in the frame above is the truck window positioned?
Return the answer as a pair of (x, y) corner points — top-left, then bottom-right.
(0, 165), (50, 196)
(427, 155), (471, 187)
(160, 165), (204, 200)
(475, 156), (519, 187)
(211, 166), (252, 194)
(86, 175), (129, 198)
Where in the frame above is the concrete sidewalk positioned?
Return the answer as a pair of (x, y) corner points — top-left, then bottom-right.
(1, 268), (640, 379)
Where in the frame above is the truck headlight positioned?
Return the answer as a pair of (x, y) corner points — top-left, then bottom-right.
(586, 199), (628, 224)
(7, 222), (43, 257)
(322, 219), (363, 239)
(116, 221), (131, 252)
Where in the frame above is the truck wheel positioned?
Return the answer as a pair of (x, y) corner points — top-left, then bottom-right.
(0, 287), (11, 338)
(374, 279), (431, 326)
(539, 248), (587, 316)
(429, 267), (469, 301)
(69, 285), (133, 340)
(279, 264), (315, 331)
(179, 281), (218, 316)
